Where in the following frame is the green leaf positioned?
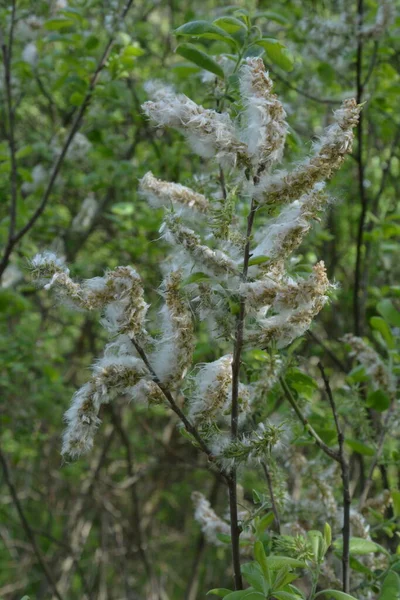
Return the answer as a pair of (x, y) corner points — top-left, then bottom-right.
(44, 18), (75, 30)
(366, 389), (390, 412)
(334, 536), (389, 556)
(256, 511), (275, 535)
(70, 92), (85, 106)
(60, 8), (85, 22)
(225, 591), (264, 600)
(111, 202), (134, 216)
(207, 589), (233, 598)
(213, 17), (247, 34)
(370, 316), (394, 348)
(175, 44), (224, 79)
(241, 562), (267, 593)
(267, 557), (307, 570)
(307, 530), (323, 562)
(85, 35), (99, 50)
(183, 272), (211, 285)
(216, 532), (231, 544)
(255, 11), (290, 25)
(349, 556), (373, 576)
(273, 593), (302, 600)
(254, 541), (271, 585)
(391, 490), (400, 517)
(272, 567), (299, 591)
(15, 145), (33, 159)
(122, 44), (145, 57)
(315, 591), (358, 600)
(252, 488), (262, 503)
(323, 523), (332, 548)
(286, 369), (318, 394)
(254, 38), (294, 72)
(377, 299), (400, 327)
(379, 570), (400, 599)
(248, 255), (270, 266)
(345, 439), (375, 456)
(175, 20), (234, 44)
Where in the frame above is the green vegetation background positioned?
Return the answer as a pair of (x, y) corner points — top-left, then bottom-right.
(0, 0), (399, 598)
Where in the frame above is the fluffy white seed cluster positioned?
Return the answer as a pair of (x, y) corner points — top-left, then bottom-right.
(139, 171), (209, 213)
(191, 491), (231, 544)
(250, 183), (328, 268)
(246, 262), (332, 349)
(62, 356), (147, 457)
(31, 255), (195, 456)
(35, 58), (358, 473)
(163, 212), (239, 277)
(254, 99), (361, 205)
(188, 355), (233, 423)
(150, 270), (194, 389)
(32, 254), (149, 338)
(239, 57), (288, 172)
(142, 84), (249, 167)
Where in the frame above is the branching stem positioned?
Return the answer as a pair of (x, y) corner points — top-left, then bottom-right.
(128, 334), (231, 484)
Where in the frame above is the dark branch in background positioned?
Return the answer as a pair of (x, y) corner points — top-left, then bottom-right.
(261, 461), (281, 534)
(0, 447), (63, 600)
(318, 362), (351, 593)
(54, 429), (115, 598)
(0, 1), (18, 277)
(358, 397), (396, 510)
(0, 0), (136, 279)
(279, 377), (340, 461)
(184, 478), (221, 600)
(361, 123), (400, 312)
(109, 406), (159, 598)
(353, 0), (367, 336)
(268, 65), (342, 105)
(307, 330), (348, 373)
(362, 40), (379, 88)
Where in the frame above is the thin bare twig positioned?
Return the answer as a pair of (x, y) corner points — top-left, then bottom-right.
(184, 478), (221, 600)
(1, 1), (18, 274)
(128, 334), (230, 483)
(261, 461), (281, 534)
(358, 398), (396, 510)
(109, 405), (159, 598)
(279, 376), (340, 462)
(268, 66), (342, 105)
(307, 330), (347, 373)
(318, 362), (350, 593)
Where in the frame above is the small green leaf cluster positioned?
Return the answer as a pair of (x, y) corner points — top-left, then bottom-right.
(207, 527), (363, 600)
(174, 9), (294, 81)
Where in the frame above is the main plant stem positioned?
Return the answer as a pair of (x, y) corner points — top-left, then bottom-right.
(229, 197), (257, 590)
